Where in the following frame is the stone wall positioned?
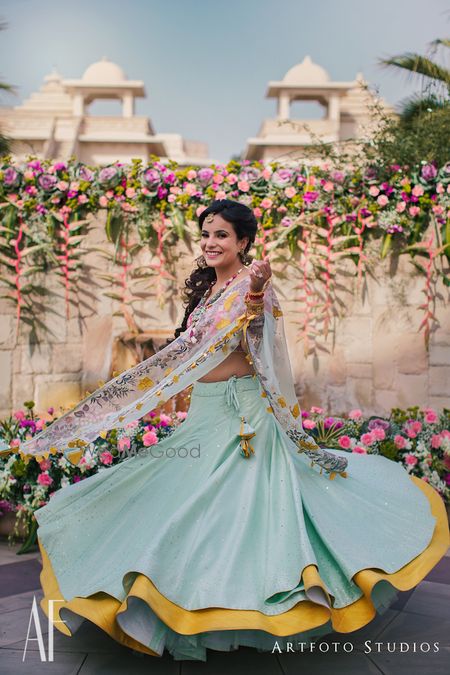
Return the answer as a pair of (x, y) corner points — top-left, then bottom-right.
(0, 216), (449, 419)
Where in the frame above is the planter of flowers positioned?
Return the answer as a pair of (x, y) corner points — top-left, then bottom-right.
(1, 402), (449, 554)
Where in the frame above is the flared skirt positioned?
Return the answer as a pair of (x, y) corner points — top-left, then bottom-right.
(34, 374), (450, 661)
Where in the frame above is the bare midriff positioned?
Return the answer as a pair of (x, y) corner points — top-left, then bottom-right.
(197, 270), (256, 383)
(197, 341), (255, 383)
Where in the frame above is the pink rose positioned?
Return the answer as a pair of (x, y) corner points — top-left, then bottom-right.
(284, 187), (296, 198)
(409, 206), (420, 217)
(432, 205), (444, 215)
(262, 168), (272, 180)
(396, 201), (406, 213)
(176, 411), (188, 420)
(56, 181), (68, 191)
(394, 434), (408, 449)
(100, 451), (113, 465)
(118, 437), (131, 451)
(348, 409), (362, 420)
(184, 183), (197, 196)
(35, 419), (46, 431)
(13, 410), (26, 421)
(99, 195), (109, 207)
(125, 187), (136, 198)
(260, 198), (273, 209)
(323, 181), (334, 193)
(353, 446), (367, 454)
(338, 435), (352, 449)
(213, 173), (224, 184)
(310, 406), (324, 414)
(10, 438), (20, 448)
(226, 173), (238, 185)
(238, 180), (249, 192)
(187, 170), (197, 180)
(77, 194), (88, 204)
(196, 205), (207, 217)
(425, 410), (438, 424)
(372, 427), (385, 441)
(369, 186), (380, 197)
(361, 432), (375, 446)
(377, 195), (389, 206)
(143, 431), (158, 446)
(404, 453), (418, 466)
(412, 185), (424, 197)
(431, 434), (442, 449)
(125, 420), (139, 429)
(216, 190), (227, 200)
(37, 472), (53, 486)
(253, 207), (262, 218)
(159, 413), (172, 426)
(38, 459), (51, 471)
(303, 419), (316, 430)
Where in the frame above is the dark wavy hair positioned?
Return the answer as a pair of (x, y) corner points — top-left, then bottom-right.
(166, 199), (258, 345)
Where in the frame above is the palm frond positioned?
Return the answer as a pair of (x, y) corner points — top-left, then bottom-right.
(378, 53), (450, 87)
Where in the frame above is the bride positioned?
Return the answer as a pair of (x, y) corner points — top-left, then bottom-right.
(15, 199), (449, 661)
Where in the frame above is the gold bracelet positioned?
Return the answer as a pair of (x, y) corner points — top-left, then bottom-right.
(245, 294), (264, 306)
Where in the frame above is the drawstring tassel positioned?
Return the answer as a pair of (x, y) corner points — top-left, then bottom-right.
(239, 416), (256, 458)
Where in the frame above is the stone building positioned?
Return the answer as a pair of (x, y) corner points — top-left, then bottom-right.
(0, 58), (212, 166)
(243, 55), (394, 161)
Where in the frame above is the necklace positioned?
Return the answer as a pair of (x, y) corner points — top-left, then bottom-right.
(187, 267), (244, 343)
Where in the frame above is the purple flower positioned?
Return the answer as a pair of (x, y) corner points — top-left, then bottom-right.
(281, 217), (292, 227)
(52, 162), (67, 172)
(38, 174), (57, 191)
(163, 171), (176, 185)
(368, 418), (390, 432)
(272, 169), (293, 187)
(0, 499), (14, 515)
(360, 207), (371, 217)
(421, 163), (437, 181)
(444, 162), (450, 175)
(77, 166), (94, 182)
(364, 167), (378, 180)
(301, 411), (310, 418)
(303, 191), (319, 203)
(27, 160), (42, 171)
(401, 191), (410, 202)
(143, 168), (161, 188)
(98, 166), (120, 186)
(239, 168), (261, 183)
(36, 204), (48, 215)
(198, 168), (214, 186)
(345, 213), (357, 221)
(331, 171), (345, 183)
(157, 186), (168, 199)
(3, 167), (19, 187)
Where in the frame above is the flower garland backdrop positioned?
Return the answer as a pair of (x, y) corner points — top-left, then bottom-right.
(0, 157), (449, 353)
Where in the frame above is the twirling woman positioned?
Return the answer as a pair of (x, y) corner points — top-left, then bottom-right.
(14, 199), (450, 661)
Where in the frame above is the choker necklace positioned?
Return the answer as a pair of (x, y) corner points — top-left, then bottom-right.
(187, 267), (244, 343)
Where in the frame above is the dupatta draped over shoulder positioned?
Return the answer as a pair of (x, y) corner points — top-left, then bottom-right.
(16, 275), (348, 478)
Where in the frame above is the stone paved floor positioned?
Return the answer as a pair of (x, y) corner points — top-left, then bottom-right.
(0, 539), (449, 674)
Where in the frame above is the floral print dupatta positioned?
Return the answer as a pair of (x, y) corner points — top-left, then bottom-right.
(16, 275), (348, 479)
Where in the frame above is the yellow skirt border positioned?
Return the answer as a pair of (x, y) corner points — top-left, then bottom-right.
(37, 476), (449, 656)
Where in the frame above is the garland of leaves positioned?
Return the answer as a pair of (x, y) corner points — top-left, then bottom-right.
(0, 157), (448, 350)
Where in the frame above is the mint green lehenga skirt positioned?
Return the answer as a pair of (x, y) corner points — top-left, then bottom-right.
(35, 374), (449, 661)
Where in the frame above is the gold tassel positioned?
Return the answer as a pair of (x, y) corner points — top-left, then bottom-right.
(239, 416), (256, 458)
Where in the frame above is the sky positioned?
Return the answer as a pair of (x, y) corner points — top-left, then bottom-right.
(0, 0), (448, 162)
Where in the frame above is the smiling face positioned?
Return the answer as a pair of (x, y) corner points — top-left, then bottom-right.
(200, 213), (249, 268)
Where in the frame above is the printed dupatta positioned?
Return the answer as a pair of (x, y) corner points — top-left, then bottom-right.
(15, 275), (348, 479)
